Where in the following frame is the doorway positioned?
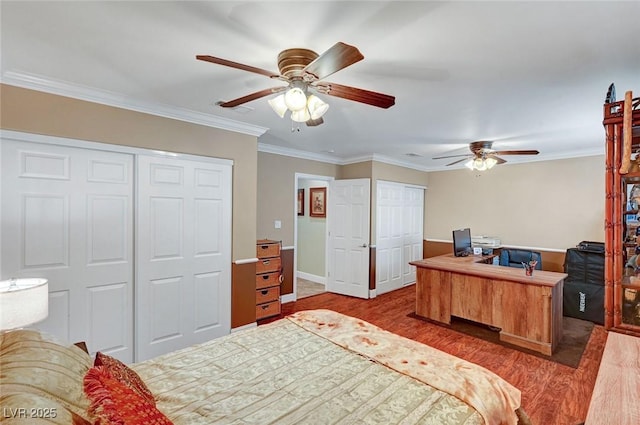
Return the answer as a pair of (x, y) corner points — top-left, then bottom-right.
(293, 173), (333, 301)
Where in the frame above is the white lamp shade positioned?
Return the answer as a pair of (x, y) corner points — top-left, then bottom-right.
(0, 278), (48, 330)
(464, 159), (474, 170)
(307, 95), (329, 119)
(473, 157), (487, 171)
(268, 94), (287, 118)
(291, 108), (311, 123)
(284, 87), (307, 111)
(485, 156), (498, 169)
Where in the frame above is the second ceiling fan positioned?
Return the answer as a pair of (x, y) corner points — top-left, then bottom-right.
(433, 141), (540, 170)
(197, 42), (395, 127)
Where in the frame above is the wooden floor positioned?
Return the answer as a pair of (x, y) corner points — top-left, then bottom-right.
(264, 284), (608, 425)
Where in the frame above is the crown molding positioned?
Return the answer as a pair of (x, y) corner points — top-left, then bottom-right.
(1, 71), (268, 137)
(258, 143), (344, 164)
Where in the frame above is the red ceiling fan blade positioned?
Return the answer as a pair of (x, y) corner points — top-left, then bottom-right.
(492, 150), (539, 155)
(196, 55), (280, 78)
(487, 155), (507, 164)
(303, 42), (364, 80)
(306, 117), (324, 127)
(314, 81), (395, 109)
(217, 87), (286, 108)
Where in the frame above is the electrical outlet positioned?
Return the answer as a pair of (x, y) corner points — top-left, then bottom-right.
(274, 220), (281, 229)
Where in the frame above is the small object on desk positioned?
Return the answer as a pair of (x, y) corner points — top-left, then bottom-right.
(473, 247), (483, 255)
(522, 261), (538, 276)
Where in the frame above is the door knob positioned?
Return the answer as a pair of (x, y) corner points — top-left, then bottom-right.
(360, 244), (368, 248)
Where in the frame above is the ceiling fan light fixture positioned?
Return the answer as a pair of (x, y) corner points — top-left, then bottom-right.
(284, 87), (307, 111)
(291, 108), (311, 123)
(268, 94), (287, 118)
(485, 156), (498, 169)
(464, 159), (474, 170)
(307, 94), (329, 119)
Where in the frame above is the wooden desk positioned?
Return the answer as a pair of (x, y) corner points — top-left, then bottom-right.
(585, 332), (640, 425)
(410, 254), (566, 355)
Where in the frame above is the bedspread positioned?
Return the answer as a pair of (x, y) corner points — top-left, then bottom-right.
(133, 310), (521, 425)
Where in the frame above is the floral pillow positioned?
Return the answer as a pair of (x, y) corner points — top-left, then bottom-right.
(94, 352), (155, 405)
(83, 366), (173, 425)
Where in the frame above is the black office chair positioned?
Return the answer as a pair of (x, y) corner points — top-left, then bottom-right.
(499, 249), (542, 270)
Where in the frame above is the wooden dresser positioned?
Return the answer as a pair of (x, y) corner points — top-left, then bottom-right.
(256, 239), (282, 320)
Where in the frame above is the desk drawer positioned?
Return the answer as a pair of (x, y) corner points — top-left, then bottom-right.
(256, 286), (280, 304)
(256, 257), (281, 274)
(256, 300), (280, 320)
(256, 271), (282, 289)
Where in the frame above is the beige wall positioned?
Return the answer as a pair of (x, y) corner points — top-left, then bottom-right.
(425, 155), (605, 250)
(296, 179), (328, 277)
(0, 84), (258, 260)
(256, 152), (340, 246)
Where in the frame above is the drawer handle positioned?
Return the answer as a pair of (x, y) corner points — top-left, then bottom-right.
(260, 245), (269, 249)
(261, 305), (269, 310)
(262, 275), (269, 280)
(278, 274), (284, 283)
(260, 289), (269, 295)
(262, 260), (270, 265)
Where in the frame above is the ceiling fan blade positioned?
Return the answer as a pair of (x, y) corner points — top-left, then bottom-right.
(306, 117), (324, 127)
(217, 86), (286, 108)
(196, 55), (280, 78)
(433, 154), (472, 160)
(492, 150), (540, 155)
(487, 155), (507, 164)
(314, 81), (395, 109)
(303, 42), (364, 80)
(446, 158), (470, 166)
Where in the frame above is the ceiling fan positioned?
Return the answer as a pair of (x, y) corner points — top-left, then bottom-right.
(196, 42), (395, 127)
(433, 141), (540, 170)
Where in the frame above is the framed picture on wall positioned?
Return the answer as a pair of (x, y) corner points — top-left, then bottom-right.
(309, 187), (326, 218)
(297, 188), (304, 216)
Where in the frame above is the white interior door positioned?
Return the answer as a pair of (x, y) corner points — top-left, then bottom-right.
(376, 182), (404, 294)
(402, 186), (424, 285)
(376, 182), (424, 294)
(136, 155), (231, 361)
(1, 139), (134, 362)
(326, 179), (370, 299)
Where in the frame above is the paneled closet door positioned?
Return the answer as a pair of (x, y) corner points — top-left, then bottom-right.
(376, 181), (424, 295)
(1, 139), (134, 362)
(136, 155), (232, 361)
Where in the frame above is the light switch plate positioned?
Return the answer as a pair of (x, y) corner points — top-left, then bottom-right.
(274, 220), (281, 229)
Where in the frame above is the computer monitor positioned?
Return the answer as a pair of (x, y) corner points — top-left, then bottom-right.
(452, 228), (472, 257)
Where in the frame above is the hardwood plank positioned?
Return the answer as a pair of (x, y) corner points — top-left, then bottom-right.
(265, 284), (608, 425)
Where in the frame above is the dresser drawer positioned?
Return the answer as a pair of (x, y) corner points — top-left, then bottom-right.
(256, 257), (281, 274)
(256, 271), (282, 290)
(256, 300), (281, 320)
(256, 286), (280, 304)
(257, 241), (281, 259)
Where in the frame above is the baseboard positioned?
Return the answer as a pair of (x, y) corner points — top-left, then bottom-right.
(281, 293), (296, 304)
(297, 271), (326, 285)
(231, 322), (257, 333)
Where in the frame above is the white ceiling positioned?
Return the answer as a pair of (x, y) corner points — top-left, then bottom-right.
(2, 1), (639, 170)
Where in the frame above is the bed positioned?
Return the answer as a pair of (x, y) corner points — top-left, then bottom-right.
(0, 309), (529, 425)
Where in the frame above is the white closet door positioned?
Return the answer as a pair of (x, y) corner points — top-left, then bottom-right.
(376, 182), (424, 294)
(376, 182), (404, 294)
(402, 186), (424, 285)
(1, 139), (134, 362)
(136, 155), (231, 361)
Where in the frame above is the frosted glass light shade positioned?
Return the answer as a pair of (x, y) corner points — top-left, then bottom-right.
(464, 159), (474, 170)
(268, 94), (287, 118)
(284, 87), (307, 111)
(291, 108), (311, 123)
(473, 157), (487, 171)
(307, 95), (329, 119)
(0, 278), (48, 330)
(485, 157), (498, 169)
